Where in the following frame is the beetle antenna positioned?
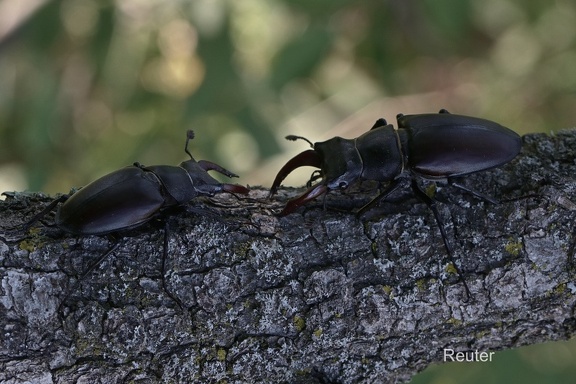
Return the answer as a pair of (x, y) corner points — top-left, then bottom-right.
(185, 130), (195, 159)
(285, 135), (314, 148)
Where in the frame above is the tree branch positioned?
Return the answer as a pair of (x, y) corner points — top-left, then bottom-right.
(1, 131), (576, 383)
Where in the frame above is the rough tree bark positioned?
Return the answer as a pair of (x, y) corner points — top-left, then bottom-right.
(1, 131), (576, 384)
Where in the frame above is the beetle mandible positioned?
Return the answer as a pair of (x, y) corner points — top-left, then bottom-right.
(270, 109), (522, 298)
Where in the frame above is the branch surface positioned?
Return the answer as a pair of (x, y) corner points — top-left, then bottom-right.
(1, 131), (576, 383)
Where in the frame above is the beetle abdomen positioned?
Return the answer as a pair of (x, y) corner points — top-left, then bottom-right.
(56, 166), (165, 235)
(400, 114), (521, 179)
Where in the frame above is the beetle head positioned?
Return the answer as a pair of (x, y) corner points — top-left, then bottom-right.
(271, 134), (362, 215)
(314, 137), (362, 190)
(180, 130), (249, 196)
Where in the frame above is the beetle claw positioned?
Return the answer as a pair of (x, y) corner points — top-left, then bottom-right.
(279, 184), (328, 216)
(270, 150), (322, 197)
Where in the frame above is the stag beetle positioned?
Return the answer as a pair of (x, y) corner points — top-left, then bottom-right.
(270, 109), (521, 299)
(20, 130), (249, 307)
(29, 130), (249, 235)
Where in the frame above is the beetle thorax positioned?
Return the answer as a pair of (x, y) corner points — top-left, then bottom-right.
(355, 126), (405, 182)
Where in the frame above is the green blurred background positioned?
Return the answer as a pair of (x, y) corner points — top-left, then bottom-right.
(1, 0), (575, 382)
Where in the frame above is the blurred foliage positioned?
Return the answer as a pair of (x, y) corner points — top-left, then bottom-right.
(410, 338), (576, 384)
(1, 0), (576, 193)
(1, 0), (576, 382)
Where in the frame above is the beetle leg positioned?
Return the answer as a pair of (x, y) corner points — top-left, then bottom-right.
(306, 170), (323, 187)
(270, 150), (322, 196)
(11, 194), (70, 232)
(356, 179), (403, 217)
(58, 239), (122, 313)
(448, 179), (499, 204)
(411, 179), (472, 301)
(279, 184), (328, 216)
(161, 221), (184, 310)
(197, 160), (239, 178)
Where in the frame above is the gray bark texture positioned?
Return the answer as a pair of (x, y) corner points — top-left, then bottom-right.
(1, 131), (576, 384)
